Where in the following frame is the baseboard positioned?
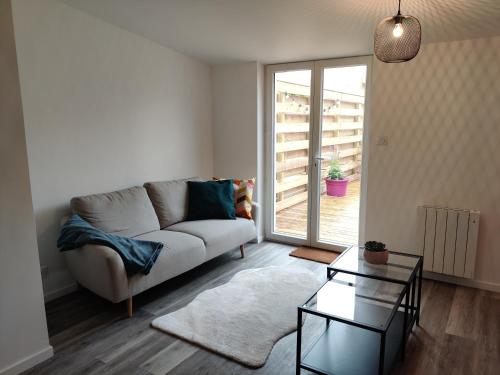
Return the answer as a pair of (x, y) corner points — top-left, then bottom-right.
(423, 271), (500, 293)
(0, 345), (53, 375)
(44, 282), (78, 302)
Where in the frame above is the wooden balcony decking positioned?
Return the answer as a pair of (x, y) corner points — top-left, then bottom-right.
(274, 79), (364, 213)
(275, 180), (360, 245)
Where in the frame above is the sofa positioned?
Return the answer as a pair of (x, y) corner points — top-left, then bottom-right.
(64, 177), (258, 316)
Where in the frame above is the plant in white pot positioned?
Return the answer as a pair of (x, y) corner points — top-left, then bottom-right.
(325, 158), (348, 197)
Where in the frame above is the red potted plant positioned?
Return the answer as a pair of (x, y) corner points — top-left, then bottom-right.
(325, 159), (348, 197)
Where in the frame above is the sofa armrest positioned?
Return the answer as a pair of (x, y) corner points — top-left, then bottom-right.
(64, 244), (129, 303)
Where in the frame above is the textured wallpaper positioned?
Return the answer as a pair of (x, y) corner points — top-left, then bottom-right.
(366, 36), (500, 285)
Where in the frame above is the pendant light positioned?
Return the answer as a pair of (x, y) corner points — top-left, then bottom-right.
(374, 0), (421, 63)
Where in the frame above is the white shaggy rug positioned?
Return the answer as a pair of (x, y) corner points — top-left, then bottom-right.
(151, 265), (322, 368)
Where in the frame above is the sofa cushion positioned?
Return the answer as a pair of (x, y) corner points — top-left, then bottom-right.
(129, 230), (206, 295)
(213, 177), (255, 219)
(166, 218), (256, 260)
(144, 177), (201, 228)
(186, 180), (235, 221)
(71, 186), (160, 238)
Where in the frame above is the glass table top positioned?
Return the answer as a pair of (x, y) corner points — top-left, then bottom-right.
(302, 273), (404, 330)
(328, 246), (420, 284)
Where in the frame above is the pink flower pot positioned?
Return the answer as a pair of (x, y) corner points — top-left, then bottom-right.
(363, 250), (389, 265)
(325, 178), (348, 197)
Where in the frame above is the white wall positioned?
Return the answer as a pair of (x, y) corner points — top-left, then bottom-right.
(366, 36), (500, 289)
(212, 62), (265, 239)
(11, 0), (214, 299)
(0, 0), (52, 373)
(212, 62), (258, 178)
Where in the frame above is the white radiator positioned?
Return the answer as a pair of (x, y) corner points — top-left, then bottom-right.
(417, 206), (480, 278)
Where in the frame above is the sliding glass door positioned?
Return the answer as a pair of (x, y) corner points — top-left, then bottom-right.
(266, 57), (370, 250)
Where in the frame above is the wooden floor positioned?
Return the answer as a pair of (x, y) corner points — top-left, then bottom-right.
(276, 180), (360, 244)
(25, 242), (500, 375)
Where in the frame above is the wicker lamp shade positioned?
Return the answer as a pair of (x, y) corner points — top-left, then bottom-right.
(374, 1), (421, 63)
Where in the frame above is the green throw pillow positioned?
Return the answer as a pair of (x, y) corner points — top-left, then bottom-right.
(187, 180), (236, 220)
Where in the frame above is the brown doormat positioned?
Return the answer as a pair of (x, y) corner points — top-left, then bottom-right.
(289, 246), (340, 265)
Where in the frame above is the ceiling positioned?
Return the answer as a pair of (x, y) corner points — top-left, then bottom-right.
(63, 0), (500, 64)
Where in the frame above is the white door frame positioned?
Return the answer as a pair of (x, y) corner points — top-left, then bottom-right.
(265, 61), (315, 246)
(265, 56), (372, 249)
(310, 56), (372, 251)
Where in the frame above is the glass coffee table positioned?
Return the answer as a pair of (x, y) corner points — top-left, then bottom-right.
(296, 247), (423, 375)
(327, 246), (423, 328)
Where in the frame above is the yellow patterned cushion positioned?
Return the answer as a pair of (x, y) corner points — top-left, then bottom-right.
(213, 178), (255, 219)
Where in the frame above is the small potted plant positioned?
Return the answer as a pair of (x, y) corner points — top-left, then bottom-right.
(325, 159), (348, 197)
(363, 241), (389, 265)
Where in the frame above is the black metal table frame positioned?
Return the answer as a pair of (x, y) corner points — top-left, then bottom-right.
(296, 249), (423, 375)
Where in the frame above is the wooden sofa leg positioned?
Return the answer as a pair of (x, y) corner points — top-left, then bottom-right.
(127, 296), (133, 318)
(240, 244), (245, 258)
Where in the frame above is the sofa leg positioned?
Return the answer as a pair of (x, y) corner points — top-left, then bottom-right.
(240, 244), (245, 258)
(127, 296), (133, 318)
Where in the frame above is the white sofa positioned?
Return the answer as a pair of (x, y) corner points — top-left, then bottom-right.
(64, 178), (258, 316)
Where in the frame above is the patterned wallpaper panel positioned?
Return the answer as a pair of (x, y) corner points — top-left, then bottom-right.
(366, 36), (500, 284)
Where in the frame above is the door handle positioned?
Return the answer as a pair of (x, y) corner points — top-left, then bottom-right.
(313, 157), (325, 167)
